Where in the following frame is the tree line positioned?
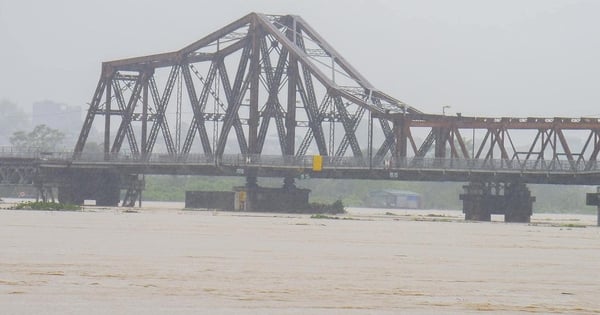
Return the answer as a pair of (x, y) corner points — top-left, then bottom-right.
(142, 175), (596, 214)
(1, 99), (65, 150)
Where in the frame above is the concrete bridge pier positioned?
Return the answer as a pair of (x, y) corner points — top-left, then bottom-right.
(231, 173), (310, 212)
(504, 182), (534, 223)
(35, 185), (55, 203)
(242, 172), (259, 211)
(460, 182), (492, 221)
(57, 170), (121, 206)
(94, 172), (121, 206)
(460, 181), (534, 223)
(283, 176), (296, 190)
(121, 174), (145, 207)
(585, 187), (600, 226)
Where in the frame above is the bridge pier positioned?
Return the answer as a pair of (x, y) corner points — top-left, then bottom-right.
(460, 182), (534, 223)
(95, 172), (121, 207)
(35, 185), (55, 203)
(243, 173), (259, 211)
(504, 183), (534, 223)
(57, 170), (121, 206)
(460, 182), (492, 221)
(230, 174), (310, 212)
(283, 176), (296, 190)
(57, 184), (81, 205)
(121, 174), (144, 207)
(585, 187), (600, 226)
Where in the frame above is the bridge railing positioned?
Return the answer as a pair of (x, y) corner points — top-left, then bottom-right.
(391, 157), (593, 173)
(0, 146), (48, 159)
(1, 149), (599, 173)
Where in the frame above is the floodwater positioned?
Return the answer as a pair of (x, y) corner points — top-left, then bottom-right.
(1, 201), (600, 314)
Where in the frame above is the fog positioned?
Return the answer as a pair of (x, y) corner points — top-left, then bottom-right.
(1, 0), (600, 118)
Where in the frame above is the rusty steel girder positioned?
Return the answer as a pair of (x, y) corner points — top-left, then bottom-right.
(388, 113), (600, 171)
(74, 13), (416, 164)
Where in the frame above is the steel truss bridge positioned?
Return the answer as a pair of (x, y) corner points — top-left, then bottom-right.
(2, 13), (600, 221)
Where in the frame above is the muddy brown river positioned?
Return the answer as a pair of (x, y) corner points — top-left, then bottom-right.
(1, 202), (599, 314)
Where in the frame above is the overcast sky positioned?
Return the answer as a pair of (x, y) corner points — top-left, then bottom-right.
(1, 0), (600, 118)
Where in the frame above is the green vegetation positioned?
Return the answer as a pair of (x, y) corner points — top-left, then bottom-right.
(413, 214), (453, 222)
(142, 175), (597, 214)
(310, 214), (338, 219)
(426, 214), (448, 217)
(529, 184), (592, 214)
(13, 201), (80, 211)
(556, 223), (587, 228)
(143, 175), (244, 201)
(310, 213), (357, 220)
(10, 124), (65, 151)
(307, 200), (345, 214)
(278, 200), (346, 214)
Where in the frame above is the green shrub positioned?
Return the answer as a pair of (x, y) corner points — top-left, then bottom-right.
(13, 201), (81, 211)
(310, 213), (338, 219)
(307, 199), (345, 214)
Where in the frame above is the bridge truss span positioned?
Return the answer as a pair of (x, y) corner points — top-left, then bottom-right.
(389, 113), (600, 174)
(74, 13), (419, 165)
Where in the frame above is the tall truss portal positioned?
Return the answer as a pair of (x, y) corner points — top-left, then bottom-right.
(74, 13), (420, 164)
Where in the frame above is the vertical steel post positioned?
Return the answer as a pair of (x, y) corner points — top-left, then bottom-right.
(400, 118), (409, 159)
(286, 59), (297, 156)
(393, 115), (408, 167)
(434, 127), (448, 158)
(285, 24), (297, 157)
(139, 176), (143, 208)
(472, 128), (475, 159)
(141, 74), (149, 157)
(368, 111), (373, 169)
(104, 77), (112, 160)
(248, 17), (261, 156)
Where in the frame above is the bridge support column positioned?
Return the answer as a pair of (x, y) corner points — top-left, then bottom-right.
(460, 182), (491, 221)
(244, 172), (259, 211)
(36, 185), (55, 203)
(585, 187), (600, 226)
(57, 170), (121, 206)
(95, 172), (121, 207)
(504, 183), (534, 223)
(460, 182), (535, 223)
(121, 174), (145, 207)
(393, 116), (409, 167)
(33, 175), (56, 203)
(434, 127), (449, 159)
(283, 176), (296, 190)
(58, 183), (85, 206)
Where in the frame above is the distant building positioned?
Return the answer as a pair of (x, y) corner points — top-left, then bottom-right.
(366, 189), (422, 209)
(32, 100), (81, 130)
(32, 100), (82, 146)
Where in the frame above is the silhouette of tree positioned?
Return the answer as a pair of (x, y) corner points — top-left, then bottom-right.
(10, 124), (65, 151)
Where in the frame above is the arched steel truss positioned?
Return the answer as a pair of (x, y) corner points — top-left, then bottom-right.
(74, 13), (420, 164)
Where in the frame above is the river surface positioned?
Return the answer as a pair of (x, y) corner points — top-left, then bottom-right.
(1, 201), (599, 314)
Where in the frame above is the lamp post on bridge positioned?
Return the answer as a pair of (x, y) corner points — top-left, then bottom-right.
(442, 105), (451, 116)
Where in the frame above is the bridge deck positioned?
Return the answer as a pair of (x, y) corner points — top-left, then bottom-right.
(3, 152), (599, 185)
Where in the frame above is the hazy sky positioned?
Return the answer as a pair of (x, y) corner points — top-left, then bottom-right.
(1, 0), (600, 118)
